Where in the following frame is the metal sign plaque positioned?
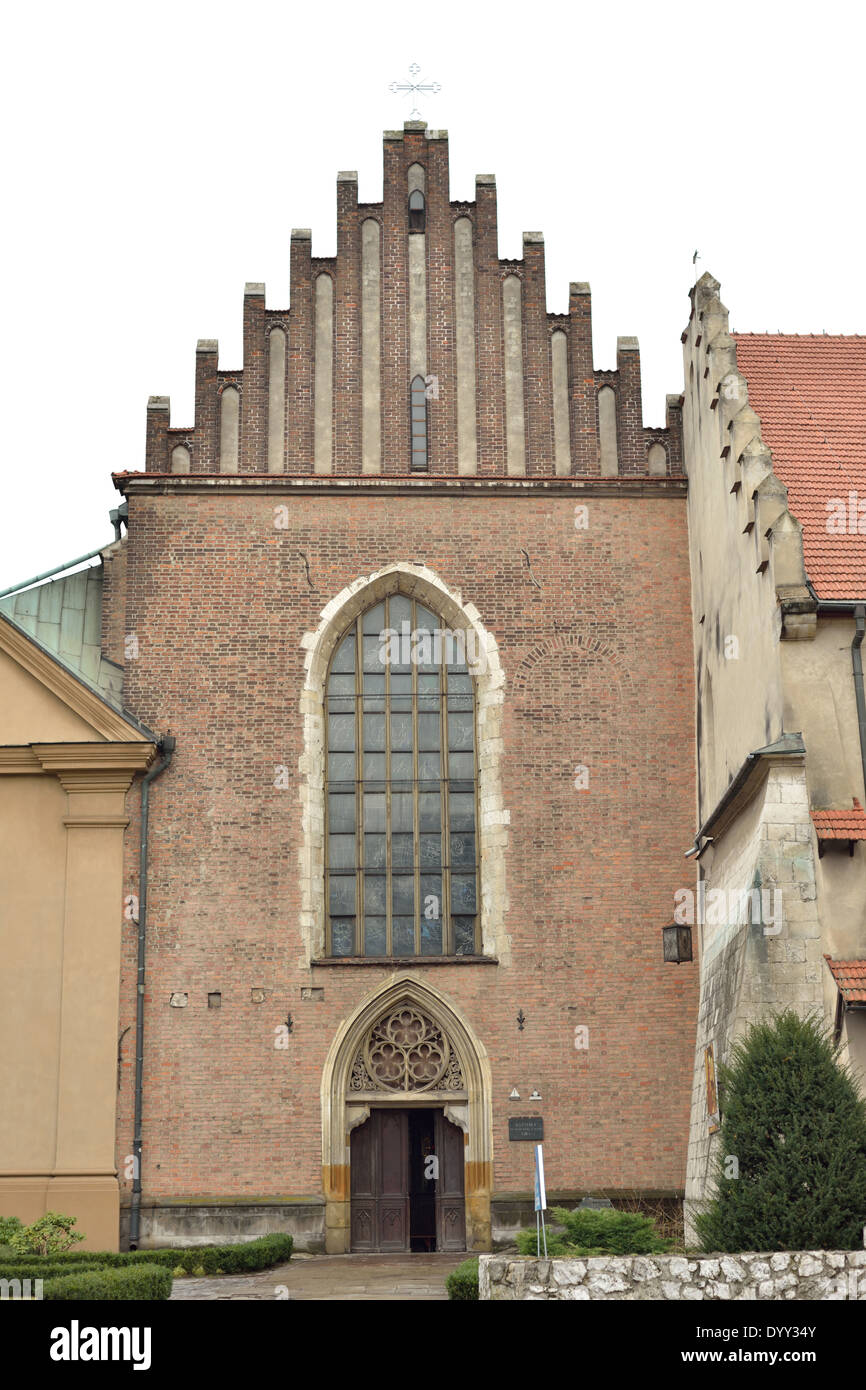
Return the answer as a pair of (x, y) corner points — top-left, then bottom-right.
(508, 1116), (544, 1142)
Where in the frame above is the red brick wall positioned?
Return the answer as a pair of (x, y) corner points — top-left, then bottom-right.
(114, 485), (697, 1203)
(100, 540), (127, 668)
(143, 128), (682, 482)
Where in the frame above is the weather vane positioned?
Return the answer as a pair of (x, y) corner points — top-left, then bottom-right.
(389, 63), (441, 121)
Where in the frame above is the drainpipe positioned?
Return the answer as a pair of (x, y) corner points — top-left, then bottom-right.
(852, 606), (866, 803)
(129, 732), (176, 1249)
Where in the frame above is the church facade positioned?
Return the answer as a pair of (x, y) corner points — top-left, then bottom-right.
(114, 123), (698, 1251)
(4, 123), (703, 1252)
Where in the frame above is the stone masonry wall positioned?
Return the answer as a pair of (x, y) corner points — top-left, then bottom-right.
(683, 760), (825, 1243)
(481, 1251), (866, 1300)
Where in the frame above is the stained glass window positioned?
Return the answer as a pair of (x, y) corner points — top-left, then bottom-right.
(325, 595), (479, 958)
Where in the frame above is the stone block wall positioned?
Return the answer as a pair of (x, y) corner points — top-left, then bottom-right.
(480, 1251), (866, 1300)
(683, 760), (825, 1243)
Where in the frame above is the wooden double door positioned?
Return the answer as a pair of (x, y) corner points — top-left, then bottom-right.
(350, 1107), (466, 1252)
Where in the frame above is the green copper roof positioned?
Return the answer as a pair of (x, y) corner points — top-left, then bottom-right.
(0, 564), (123, 709)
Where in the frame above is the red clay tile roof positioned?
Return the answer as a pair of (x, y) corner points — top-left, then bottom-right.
(810, 797), (866, 839)
(732, 335), (866, 600)
(824, 956), (866, 1004)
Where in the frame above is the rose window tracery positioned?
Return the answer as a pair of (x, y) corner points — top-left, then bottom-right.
(349, 1006), (465, 1093)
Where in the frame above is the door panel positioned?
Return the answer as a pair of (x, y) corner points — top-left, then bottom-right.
(349, 1114), (376, 1251)
(378, 1109), (409, 1251)
(434, 1111), (467, 1251)
(350, 1110), (409, 1252)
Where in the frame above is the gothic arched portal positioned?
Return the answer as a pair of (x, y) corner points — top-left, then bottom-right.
(320, 972), (493, 1253)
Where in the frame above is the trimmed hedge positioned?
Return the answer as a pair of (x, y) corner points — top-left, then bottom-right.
(0, 1262), (107, 1280)
(0, 1232), (293, 1277)
(0, 1264), (170, 1300)
(44, 1265), (172, 1301)
(446, 1256), (479, 1301)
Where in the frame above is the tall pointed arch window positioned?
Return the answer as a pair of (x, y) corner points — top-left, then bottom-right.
(325, 594), (479, 958)
(410, 375), (428, 471)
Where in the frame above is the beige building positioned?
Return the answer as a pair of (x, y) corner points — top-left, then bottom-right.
(681, 273), (866, 1238)
(0, 564), (156, 1250)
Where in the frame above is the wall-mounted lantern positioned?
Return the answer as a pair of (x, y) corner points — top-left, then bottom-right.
(662, 922), (693, 964)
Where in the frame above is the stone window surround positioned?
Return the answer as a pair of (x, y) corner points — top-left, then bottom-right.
(298, 562), (510, 968)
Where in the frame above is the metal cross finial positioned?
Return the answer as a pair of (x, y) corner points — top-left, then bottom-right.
(389, 63), (441, 121)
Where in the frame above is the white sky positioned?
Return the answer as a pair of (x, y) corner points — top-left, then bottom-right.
(2, 0), (864, 590)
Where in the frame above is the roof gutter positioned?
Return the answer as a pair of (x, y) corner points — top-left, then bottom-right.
(0, 546), (107, 600)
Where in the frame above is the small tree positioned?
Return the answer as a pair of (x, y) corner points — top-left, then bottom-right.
(695, 1010), (866, 1253)
(8, 1212), (85, 1257)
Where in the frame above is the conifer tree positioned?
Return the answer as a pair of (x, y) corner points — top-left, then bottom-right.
(695, 1010), (866, 1252)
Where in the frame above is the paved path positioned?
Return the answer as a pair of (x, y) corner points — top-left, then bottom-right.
(169, 1252), (467, 1301)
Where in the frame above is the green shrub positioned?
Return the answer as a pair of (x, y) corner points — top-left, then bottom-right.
(9, 1212), (85, 1258)
(515, 1229), (574, 1256)
(0, 1216), (23, 1245)
(0, 1231), (293, 1275)
(446, 1256), (479, 1300)
(695, 1010), (866, 1254)
(516, 1206), (672, 1257)
(43, 1264), (172, 1301)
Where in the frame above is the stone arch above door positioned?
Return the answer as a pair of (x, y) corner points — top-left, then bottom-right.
(320, 971), (493, 1252)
